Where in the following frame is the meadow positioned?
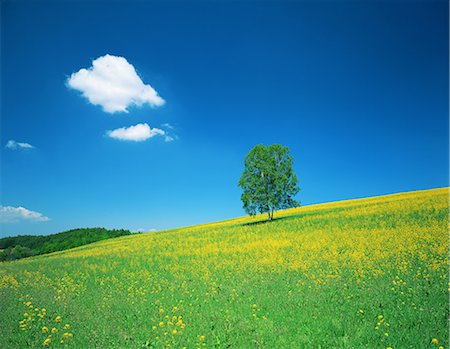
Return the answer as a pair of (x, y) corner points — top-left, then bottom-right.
(0, 188), (448, 349)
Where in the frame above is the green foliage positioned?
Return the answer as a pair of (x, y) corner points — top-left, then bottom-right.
(0, 245), (36, 261)
(239, 144), (300, 220)
(0, 228), (132, 261)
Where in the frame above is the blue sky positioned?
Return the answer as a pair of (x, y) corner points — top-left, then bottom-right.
(1, 0), (448, 237)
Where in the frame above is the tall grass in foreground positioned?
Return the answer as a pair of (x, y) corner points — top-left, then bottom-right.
(0, 188), (448, 349)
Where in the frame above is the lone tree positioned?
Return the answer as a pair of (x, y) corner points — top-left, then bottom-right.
(238, 144), (300, 221)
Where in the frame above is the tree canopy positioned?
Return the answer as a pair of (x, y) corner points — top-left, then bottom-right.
(238, 144), (300, 221)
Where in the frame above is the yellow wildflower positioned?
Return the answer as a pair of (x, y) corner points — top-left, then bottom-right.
(42, 326), (48, 333)
(55, 315), (62, 322)
(42, 337), (51, 346)
(431, 338), (438, 344)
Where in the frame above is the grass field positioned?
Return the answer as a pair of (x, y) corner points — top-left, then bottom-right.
(0, 188), (448, 349)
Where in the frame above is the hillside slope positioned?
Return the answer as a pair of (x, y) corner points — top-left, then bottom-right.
(0, 188), (448, 348)
(0, 228), (133, 261)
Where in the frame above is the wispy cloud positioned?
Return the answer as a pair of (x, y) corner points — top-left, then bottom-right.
(135, 228), (157, 233)
(67, 54), (165, 113)
(161, 123), (177, 142)
(0, 206), (50, 223)
(106, 123), (165, 142)
(5, 140), (35, 150)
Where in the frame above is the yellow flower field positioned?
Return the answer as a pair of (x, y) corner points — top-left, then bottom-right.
(0, 187), (448, 348)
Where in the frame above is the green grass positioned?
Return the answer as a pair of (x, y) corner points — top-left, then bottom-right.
(0, 188), (448, 348)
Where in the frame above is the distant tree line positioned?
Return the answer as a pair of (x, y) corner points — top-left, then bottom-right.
(0, 228), (133, 261)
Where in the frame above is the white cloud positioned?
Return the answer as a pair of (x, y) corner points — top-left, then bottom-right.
(67, 54), (165, 113)
(5, 140), (34, 150)
(161, 123), (177, 142)
(135, 228), (157, 233)
(0, 206), (50, 223)
(106, 123), (165, 142)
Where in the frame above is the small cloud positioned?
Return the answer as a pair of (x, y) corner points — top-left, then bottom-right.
(161, 123), (177, 142)
(106, 123), (165, 142)
(67, 54), (165, 113)
(135, 228), (157, 233)
(5, 140), (34, 150)
(0, 206), (50, 223)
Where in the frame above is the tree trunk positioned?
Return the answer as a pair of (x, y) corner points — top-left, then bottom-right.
(267, 211), (271, 221)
